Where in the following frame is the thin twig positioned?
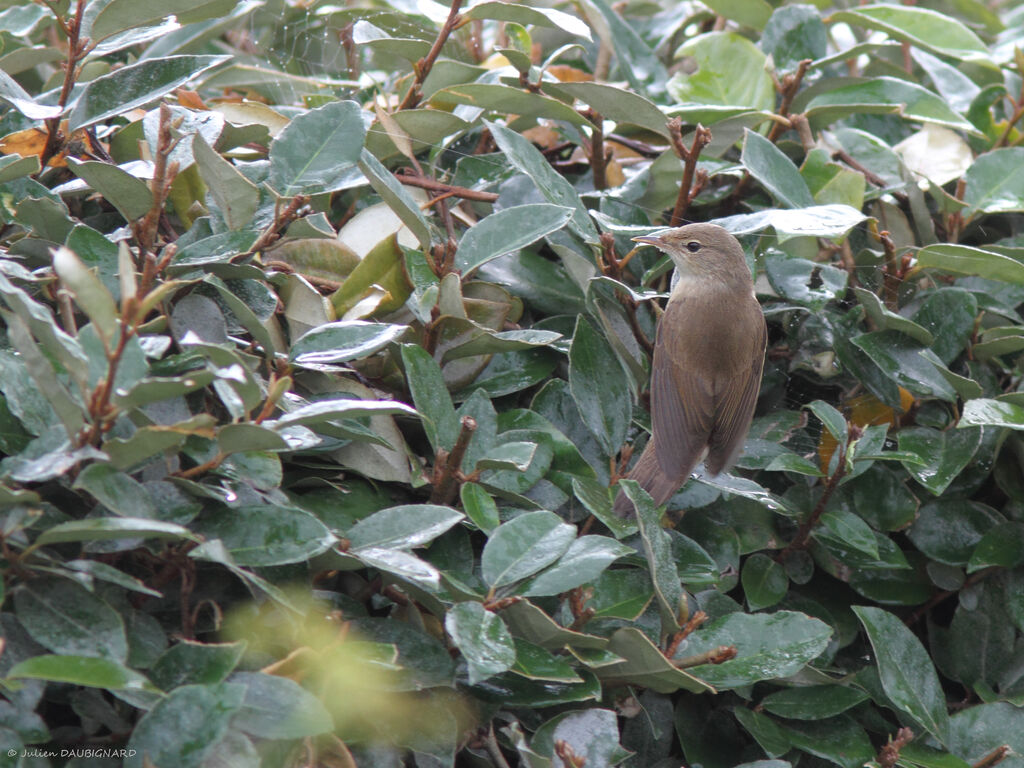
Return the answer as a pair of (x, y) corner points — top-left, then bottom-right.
(877, 727), (914, 768)
(398, 0), (465, 110)
(667, 120), (712, 226)
(879, 229), (901, 311)
(39, 0), (89, 169)
(395, 171), (499, 201)
(430, 416), (477, 504)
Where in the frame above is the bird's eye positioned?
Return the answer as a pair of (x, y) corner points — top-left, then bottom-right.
(686, 240), (701, 253)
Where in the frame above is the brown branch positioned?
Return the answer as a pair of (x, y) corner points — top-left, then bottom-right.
(39, 0), (89, 169)
(877, 727), (914, 768)
(973, 746), (1011, 768)
(776, 430), (853, 562)
(239, 195), (309, 259)
(730, 59), (811, 208)
(879, 229), (901, 311)
(664, 610), (707, 659)
(174, 453), (227, 480)
(135, 104), (180, 257)
(607, 133), (665, 158)
(588, 110), (608, 191)
(429, 416), (477, 504)
(674, 645), (737, 668)
(393, 171), (499, 202)
(397, 0), (465, 110)
(667, 119), (712, 226)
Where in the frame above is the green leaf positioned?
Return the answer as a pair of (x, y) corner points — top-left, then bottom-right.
(741, 553), (788, 611)
(125, 683), (245, 768)
(829, 4), (987, 60)
(68, 55), (229, 131)
(52, 246), (119, 344)
(231, 672), (333, 739)
(762, 5), (828, 73)
(195, 504), (334, 566)
(273, 397), (417, 429)
(460, 482), (500, 533)
(777, 717), (874, 768)
(624, 480), (683, 634)
(852, 331), (957, 401)
(454, 204), (573, 275)
(597, 627), (712, 693)
(806, 400), (847, 444)
(34, 518), (199, 547)
(267, 100), (367, 196)
(192, 133), (259, 231)
(148, 640), (244, 690)
(967, 522), (1024, 573)
(8, 654), (155, 691)
(766, 255), (848, 310)
(680, 611), (832, 689)
(14, 578), (127, 661)
(401, 343), (459, 453)
(854, 287), (934, 345)
(741, 130), (816, 209)
(963, 147), (1024, 216)
(66, 158), (153, 222)
(445, 602), (516, 684)
(0, 154), (41, 185)
(291, 321), (408, 366)
(703, 0), (771, 29)
(357, 147), (433, 251)
(804, 77), (978, 134)
(542, 81), (671, 138)
(761, 685), (869, 720)
(583, 0), (668, 95)
(947, 702), (1024, 767)
(519, 536), (633, 597)
(898, 426), (983, 495)
(668, 32), (774, 110)
(347, 504), (463, 550)
(715, 205), (866, 241)
(432, 84), (591, 128)
(463, 2), (590, 38)
(90, 0), (236, 40)
(917, 243), (1024, 284)
(568, 315), (630, 456)
(486, 120), (598, 242)
(853, 606), (950, 744)
(481, 511), (575, 588)
(960, 398), (1024, 429)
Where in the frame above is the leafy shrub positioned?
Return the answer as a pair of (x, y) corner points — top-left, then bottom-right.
(1, 1), (1024, 766)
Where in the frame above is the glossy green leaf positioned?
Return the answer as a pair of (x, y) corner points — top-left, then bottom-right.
(195, 504), (334, 566)
(761, 685), (869, 720)
(623, 480), (683, 634)
(898, 426), (983, 494)
(68, 55), (229, 131)
(125, 683), (245, 768)
(680, 611), (832, 689)
(829, 4), (987, 60)
(777, 717), (874, 768)
(357, 148), (433, 251)
(519, 535), (633, 597)
(804, 77), (977, 134)
(486, 120), (598, 242)
(766, 255), (848, 310)
(66, 159), (153, 222)
(481, 511), (575, 588)
(464, 2), (590, 38)
(742, 130), (815, 209)
(231, 671), (333, 739)
(291, 321), (407, 366)
(762, 5), (827, 73)
(52, 246), (119, 344)
(347, 504), (463, 550)
(14, 578), (127, 661)
(401, 343), (459, 453)
(853, 606), (949, 744)
(192, 133), (259, 231)
(597, 627), (712, 694)
(917, 243), (1024, 284)
(568, 315), (630, 456)
(445, 602), (516, 684)
(8, 654), (154, 691)
(852, 331), (957, 401)
(34, 518), (199, 546)
(967, 522), (1024, 572)
(455, 204), (573, 275)
(542, 81), (671, 138)
(267, 100), (366, 196)
(741, 553), (788, 611)
(960, 398), (1024, 429)
(715, 205), (866, 241)
(668, 32), (774, 110)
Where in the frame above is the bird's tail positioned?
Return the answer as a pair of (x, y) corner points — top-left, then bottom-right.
(612, 440), (691, 517)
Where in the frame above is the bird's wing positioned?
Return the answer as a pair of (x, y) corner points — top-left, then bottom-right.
(705, 308), (767, 474)
(651, 297), (715, 479)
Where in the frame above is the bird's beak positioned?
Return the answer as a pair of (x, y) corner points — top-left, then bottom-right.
(631, 235), (665, 247)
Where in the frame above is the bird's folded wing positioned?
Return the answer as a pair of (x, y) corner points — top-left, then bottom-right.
(651, 330), (714, 480)
(706, 317), (767, 474)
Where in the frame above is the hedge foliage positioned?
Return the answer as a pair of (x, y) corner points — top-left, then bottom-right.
(1, 0), (1024, 766)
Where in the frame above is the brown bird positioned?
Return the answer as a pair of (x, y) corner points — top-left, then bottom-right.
(614, 223), (766, 517)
